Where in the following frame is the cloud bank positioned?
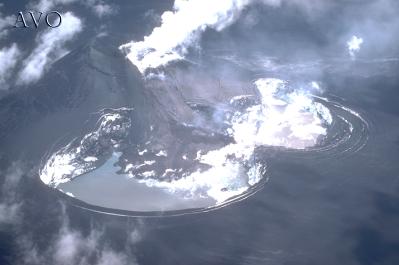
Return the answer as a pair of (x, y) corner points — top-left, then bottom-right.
(120, 0), (253, 73)
(119, 0), (334, 74)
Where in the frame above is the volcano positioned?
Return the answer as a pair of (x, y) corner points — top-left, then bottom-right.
(0, 36), (267, 213)
(1, 35), (337, 214)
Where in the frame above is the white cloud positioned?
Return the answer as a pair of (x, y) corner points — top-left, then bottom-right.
(129, 228), (142, 244)
(31, 0), (117, 17)
(0, 202), (21, 223)
(143, 9), (162, 26)
(87, 0), (117, 17)
(31, 0), (78, 12)
(53, 228), (85, 264)
(17, 12), (82, 85)
(0, 163), (24, 224)
(93, 4), (114, 17)
(0, 5), (15, 39)
(347, 35), (364, 59)
(0, 44), (21, 90)
(97, 250), (130, 265)
(50, 220), (139, 265)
